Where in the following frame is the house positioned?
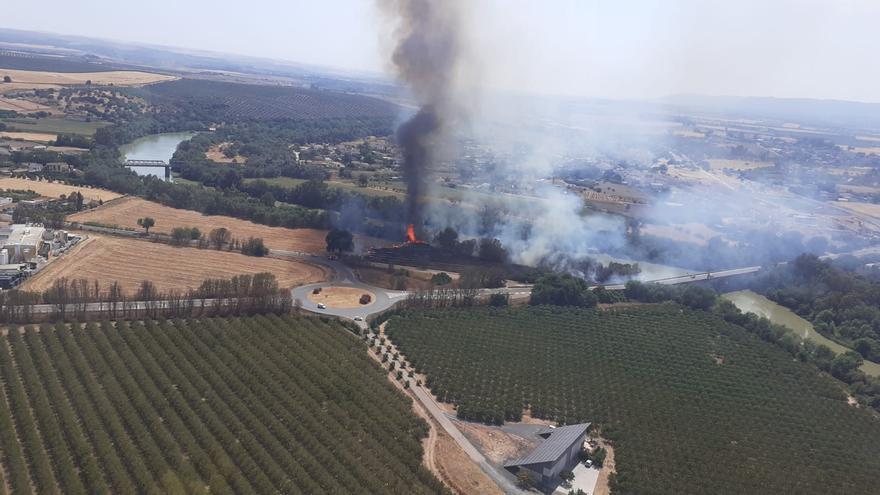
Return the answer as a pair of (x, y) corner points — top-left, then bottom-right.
(44, 162), (71, 173)
(25, 162), (44, 173)
(504, 423), (590, 490)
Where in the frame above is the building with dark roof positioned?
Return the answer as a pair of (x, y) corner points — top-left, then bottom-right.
(504, 423), (590, 490)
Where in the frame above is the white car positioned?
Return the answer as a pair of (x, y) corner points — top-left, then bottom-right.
(317, 303), (326, 309)
(354, 316), (363, 321)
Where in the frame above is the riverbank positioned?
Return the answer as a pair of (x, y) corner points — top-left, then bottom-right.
(723, 290), (880, 376)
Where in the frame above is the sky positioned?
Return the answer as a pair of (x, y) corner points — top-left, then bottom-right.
(5, 0), (880, 102)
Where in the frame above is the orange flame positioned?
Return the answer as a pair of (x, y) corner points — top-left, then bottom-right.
(407, 224), (417, 243)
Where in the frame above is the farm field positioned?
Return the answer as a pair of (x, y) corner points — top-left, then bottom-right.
(1, 117), (109, 136)
(706, 159), (774, 171)
(67, 196), (387, 253)
(0, 315), (448, 494)
(0, 68), (175, 87)
(0, 131), (56, 142)
(0, 177), (121, 202)
(835, 200), (880, 219)
(0, 96), (55, 114)
(385, 306), (880, 495)
(23, 235), (327, 294)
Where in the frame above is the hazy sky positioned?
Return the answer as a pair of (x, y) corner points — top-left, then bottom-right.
(5, 0), (880, 102)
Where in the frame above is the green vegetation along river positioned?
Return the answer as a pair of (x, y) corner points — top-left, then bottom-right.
(722, 289), (880, 376)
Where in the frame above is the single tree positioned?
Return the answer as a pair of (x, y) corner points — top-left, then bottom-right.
(208, 227), (231, 249)
(137, 217), (155, 234)
(516, 470), (535, 489)
(357, 174), (369, 187)
(435, 227), (459, 251)
(325, 228), (354, 254)
(559, 469), (575, 483)
(2, 75), (10, 83)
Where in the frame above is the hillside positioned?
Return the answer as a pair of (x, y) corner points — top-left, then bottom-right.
(0, 315), (447, 494)
(385, 305), (880, 495)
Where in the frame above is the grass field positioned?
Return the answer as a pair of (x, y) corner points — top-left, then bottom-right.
(68, 196), (387, 253)
(385, 305), (880, 495)
(0, 177), (120, 202)
(1, 117), (109, 136)
(0, 315), (447, 494)
(0, 68), (175, 87)
(23, 235), (327, 295)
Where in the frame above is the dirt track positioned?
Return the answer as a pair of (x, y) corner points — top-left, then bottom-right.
(23, 234), (328, 295)
(68, 197), (387, 253)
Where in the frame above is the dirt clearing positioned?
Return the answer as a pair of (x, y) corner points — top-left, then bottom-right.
(0, 131), (57, 142)
(0, 69), (175, 88)
(205, 143), (247, 163)
(22, 234), (327, 295)
(68, 196), (387, 253)
(0, 177), (121, 202)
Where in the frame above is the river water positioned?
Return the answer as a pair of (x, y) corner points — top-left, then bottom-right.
(119, 131), (197, 181)
(722, 290), (880, 376)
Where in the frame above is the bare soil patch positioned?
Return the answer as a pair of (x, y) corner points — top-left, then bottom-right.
(593, 438), (616, 495)
(307, 286), (374, 308)
(434, 430), (504, 495)
(205, 143), (247, 164)
(455, 420), (538, 465)
(0, 177), (120, 202)
(0, 131), (56, 142)
(0, 69), (175, 88)
(22, 234), (327, 295)
(67, 196), (386, 253)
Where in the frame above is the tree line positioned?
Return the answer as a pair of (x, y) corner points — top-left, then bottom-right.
(0, 273), (291, 323)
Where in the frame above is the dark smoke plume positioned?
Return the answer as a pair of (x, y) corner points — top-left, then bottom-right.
(381, 0), (464, 231)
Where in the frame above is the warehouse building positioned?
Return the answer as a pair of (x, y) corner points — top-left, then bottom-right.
(504, 423), (590, 490)
(0, 225), (46, 263)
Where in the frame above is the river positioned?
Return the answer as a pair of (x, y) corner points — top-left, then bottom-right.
(119, 131), (197, 181)
(722, 290), (880, 376)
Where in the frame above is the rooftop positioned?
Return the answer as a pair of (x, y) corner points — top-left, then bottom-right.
(504, 423), (590, 467)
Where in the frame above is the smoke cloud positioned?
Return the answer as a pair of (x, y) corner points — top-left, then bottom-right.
(380, 0), (467, 230)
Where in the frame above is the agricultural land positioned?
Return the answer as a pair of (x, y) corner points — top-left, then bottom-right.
(23, 235), (327, 295)
(384, 305), (880, 495)
(0, 68), (175, 89)
(0, 315), (448, 494)
(67, 196), (386, 253)
(0, 177), (120, 202)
